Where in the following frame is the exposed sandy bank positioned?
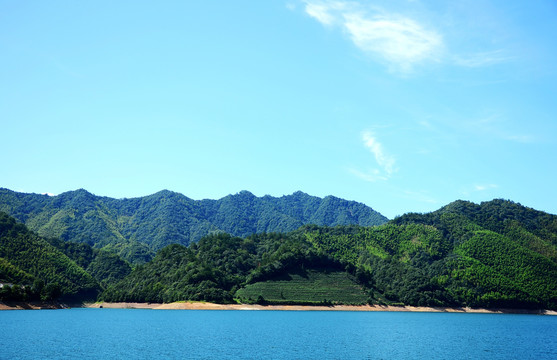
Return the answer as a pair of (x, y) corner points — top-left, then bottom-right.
(3, 300), (555, 314)
(84, 302), (557, 315)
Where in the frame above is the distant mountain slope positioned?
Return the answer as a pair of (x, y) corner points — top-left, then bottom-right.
(0, 188), (388, 263)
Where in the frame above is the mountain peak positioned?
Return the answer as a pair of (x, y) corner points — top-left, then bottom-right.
(61, 188), (93, 196)
(153, 189), (182, 197)
(55, 188), (97, 203)
(236, 190), (255, 197)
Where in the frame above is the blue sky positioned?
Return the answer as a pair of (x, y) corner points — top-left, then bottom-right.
(1, 0), (556, 219)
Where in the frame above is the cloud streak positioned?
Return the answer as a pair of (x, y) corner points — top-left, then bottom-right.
(474, 184), (498, 192)
(453, 50), (514, 68)
(362, 131), (395, 175)
(305, 1), (341, 25)
(343, 13), (442, 73)
(349, 168), (388, 182)
(351, 131), (396, 182)
(302, 1), (514, 73)
(303, 0), (443, 73)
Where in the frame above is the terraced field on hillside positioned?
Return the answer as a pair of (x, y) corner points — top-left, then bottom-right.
(235, 270), (368, 305)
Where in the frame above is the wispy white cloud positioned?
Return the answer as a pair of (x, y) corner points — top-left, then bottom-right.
(349, 167), (389, 182)
(302, 1), (516, 73)
(459, 183), (499, 196)
(474, 184), (498, 192)
(303, 0), (443, 73)
(305, 1), (342, 25)
(351, 131), (396, 182)
(453, 50), (513, 68)
(343, 13), (442, 73)
(362, 131), (396, 175)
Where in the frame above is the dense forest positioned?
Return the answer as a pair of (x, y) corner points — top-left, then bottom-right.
(0, 212), (130, 302)
(0, 212), (99, 301)
(0, 188), (387, 264)
(1, 197), (556, 310)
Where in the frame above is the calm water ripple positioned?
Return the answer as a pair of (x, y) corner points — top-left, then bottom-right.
(1, 309), (556, 359)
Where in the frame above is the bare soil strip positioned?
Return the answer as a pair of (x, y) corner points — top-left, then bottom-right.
(84, 302), (557, 315)
(3, 301), (555, 315)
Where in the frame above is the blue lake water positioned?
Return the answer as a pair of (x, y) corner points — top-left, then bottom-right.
(1, 309), (556, 359)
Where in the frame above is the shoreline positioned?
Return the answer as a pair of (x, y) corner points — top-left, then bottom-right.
(0, 301), (69, 310)
(85, 302), (557, 315)
(3, 301), (554, 315)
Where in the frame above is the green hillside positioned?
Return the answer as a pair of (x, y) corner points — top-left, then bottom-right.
(0, 188), (388, 264)
(0, 211), (134, 302)
(46, 237), (132, 288)
(2, 195), (556, 310)
(0, 212), (100, 301)
(102, 199), (557, 309)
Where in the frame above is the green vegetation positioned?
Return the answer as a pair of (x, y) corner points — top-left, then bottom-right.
(0, 212), (100, 301)
(236, 269), (368, 305)
(101, 199), (557, 309)
(99, 232), (335, 304)
(1, 196), (556, 310)
(46, 237), (132, 288)
(0, 211), (133, 302)
(0, 188), (387, 264)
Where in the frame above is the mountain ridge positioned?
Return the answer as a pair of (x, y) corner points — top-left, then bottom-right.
(0, 188), (388, 263)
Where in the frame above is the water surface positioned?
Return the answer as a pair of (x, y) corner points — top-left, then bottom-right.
(1, 309), (556, 359)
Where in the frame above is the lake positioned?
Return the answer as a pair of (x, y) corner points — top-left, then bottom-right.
(1, 309), (556, 359)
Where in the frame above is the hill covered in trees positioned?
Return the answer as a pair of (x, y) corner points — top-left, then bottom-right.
(0, 212), (100, 302)
(1, 197), (556, 310)
(0, 188), (388, 264)
(101, 199), (557, 310)
(0, 211), (132, 303)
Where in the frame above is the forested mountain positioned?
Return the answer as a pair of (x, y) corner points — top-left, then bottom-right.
(2, 193), (556, 310)
(0, 188), (388, 263)
(102, 199), (557, 310)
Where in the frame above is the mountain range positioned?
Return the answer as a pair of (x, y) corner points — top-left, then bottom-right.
(0, 188), (387, 263)
(1, 187), (556, 310)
